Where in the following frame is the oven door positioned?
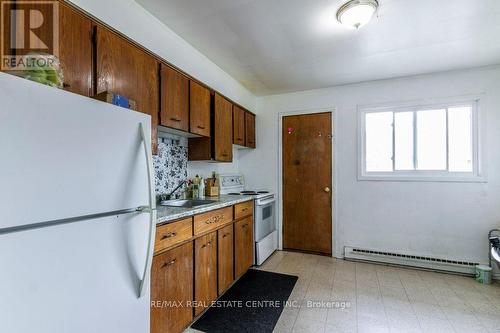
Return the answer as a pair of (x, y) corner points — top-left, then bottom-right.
(255, 197), (276, 242)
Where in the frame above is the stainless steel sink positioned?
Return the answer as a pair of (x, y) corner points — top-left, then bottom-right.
(160, 199), (215, 208)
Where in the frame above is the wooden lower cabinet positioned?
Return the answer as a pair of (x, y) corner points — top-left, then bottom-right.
(217, 224), (234, 295)
(151, 242), (193, 333)
(194, 231), (218, 316)
(234, 217), (254, 279)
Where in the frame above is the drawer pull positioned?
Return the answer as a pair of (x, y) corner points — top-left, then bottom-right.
(242, 208), (248, 212)
(162, 259), (176, 268)
(242, 223), (248, 228)
(202, 241), (212, 248)
(161, 232), (177, 240)
(222, 233), (230, 238)
(197, 125), (205, 129)
(170, 117), (181, 122)
(205, 215), (223, 225)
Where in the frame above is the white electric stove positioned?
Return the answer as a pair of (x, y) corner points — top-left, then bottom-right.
(219, 174), (277, 265)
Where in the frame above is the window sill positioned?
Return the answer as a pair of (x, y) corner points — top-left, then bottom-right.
(358, 174), (487, 183)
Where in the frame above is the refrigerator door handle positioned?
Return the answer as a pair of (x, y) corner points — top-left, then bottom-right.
(138, 122), (157, 298)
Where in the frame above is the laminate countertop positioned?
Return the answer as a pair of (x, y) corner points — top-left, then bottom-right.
(156, 195), (254, 225)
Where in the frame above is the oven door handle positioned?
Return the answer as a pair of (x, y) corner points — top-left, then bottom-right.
(257, 198), (275, 206)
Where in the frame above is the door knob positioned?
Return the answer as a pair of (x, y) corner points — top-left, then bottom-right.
(324, 187), (331, 193)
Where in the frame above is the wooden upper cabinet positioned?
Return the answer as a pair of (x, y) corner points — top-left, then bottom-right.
(95, 26), (159, 154)
(3, 2), (93, 96)
(190, 81), (211, 137)
(151, 242), (193, 333)
(245, 112), (256, 148)
(160, 64), (189, 132)
(59, 3), (93, 97)
(214, 93), (233, 162)
(232, 105), (245, 146)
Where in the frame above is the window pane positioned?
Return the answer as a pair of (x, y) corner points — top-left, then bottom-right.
(395, 112), (414, 170)
(448, 106), (473, 172)
(366, 112), (393, 172)
(417, 109), (447, 170)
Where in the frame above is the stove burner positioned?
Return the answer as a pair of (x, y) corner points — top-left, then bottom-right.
(241, 191), (258, 195)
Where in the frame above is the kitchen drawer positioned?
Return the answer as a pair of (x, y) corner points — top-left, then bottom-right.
(234, 201), (253, 219)
(194, 207), (233, 235)
(155, 218), (193, 254)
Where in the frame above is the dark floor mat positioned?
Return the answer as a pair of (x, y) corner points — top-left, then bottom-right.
(191, 269), (298, 333)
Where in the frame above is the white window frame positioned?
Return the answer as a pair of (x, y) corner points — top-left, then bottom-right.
(358, 97), (485, 182)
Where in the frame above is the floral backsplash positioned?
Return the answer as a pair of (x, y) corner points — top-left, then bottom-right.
(153, 137), (188, 195)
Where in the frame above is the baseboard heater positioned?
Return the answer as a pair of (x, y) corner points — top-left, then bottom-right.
(344, 246), (479, 275)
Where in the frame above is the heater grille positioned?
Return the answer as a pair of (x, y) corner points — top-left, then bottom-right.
(344, 246), (480, 274)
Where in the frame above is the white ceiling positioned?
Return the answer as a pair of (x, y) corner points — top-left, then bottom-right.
(137, 0), (500, 96)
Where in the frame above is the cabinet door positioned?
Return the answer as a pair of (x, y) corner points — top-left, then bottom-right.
(3, 2), (93, 96)
(235, 217), (254, 278)
(160, 64), (189, 132)
(190, 81), (211, 137)
(245, 112), (256, 148)
(194, 231), (217, 316)
(96, 26), (159, 154)
(232, 105), (245, 146)
(214, 93), (233, 162)
(59, 2), (93, 96)
(151, 242), (193, 333)
(218, 224), (234, 295)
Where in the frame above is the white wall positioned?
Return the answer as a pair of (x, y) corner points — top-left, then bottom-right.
(68, 0), (256, 112)
(240, 66), (500, 263)
(187, 147), (241, 180)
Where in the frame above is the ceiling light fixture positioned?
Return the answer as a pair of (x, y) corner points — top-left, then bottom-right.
(336, 0), (379, 29)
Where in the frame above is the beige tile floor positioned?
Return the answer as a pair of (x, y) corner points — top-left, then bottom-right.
(187, 251), (500, 333)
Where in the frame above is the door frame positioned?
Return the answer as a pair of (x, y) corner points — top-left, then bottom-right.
(277, 108), (340, 258)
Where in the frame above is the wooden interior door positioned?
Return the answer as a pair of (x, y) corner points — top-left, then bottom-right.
(283, 112), (332, 255)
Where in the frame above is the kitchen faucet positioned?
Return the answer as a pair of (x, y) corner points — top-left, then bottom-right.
(164, 180), (187, 200)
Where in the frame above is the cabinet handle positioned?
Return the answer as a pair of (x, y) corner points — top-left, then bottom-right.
(161, 232), (177, 240)
(63, 83), (71, 88)
(197, 125), (205, 129)
(222, 233), (230, 238)
(170, 118), (181, 122)
(221, 153), (228, 157)
(202, 241), (212, 248)
(205, 215), (223, 224)
(242, 223), (248, 228)
(162, 259), (176, 268)
(242, 208), (248, 212)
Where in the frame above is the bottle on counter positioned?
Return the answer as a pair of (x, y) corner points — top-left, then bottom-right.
(192, 175), (200, 199)
(199, 177), (205, 198)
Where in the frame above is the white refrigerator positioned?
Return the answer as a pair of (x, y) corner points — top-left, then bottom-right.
(0, 73), (157, 333)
